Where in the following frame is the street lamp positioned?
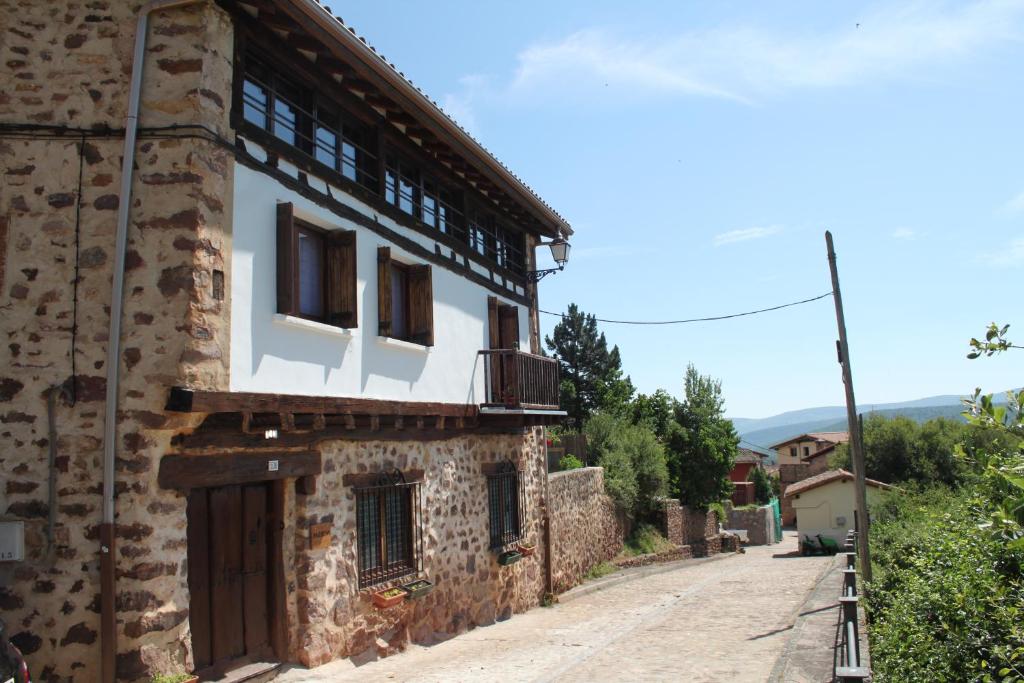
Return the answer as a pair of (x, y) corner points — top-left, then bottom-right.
(527, 238), (571, 282)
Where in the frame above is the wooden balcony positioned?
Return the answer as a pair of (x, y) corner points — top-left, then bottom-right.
(479, 349), (561, 411)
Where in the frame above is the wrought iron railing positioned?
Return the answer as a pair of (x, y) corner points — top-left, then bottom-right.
(478, 349), (560, 410)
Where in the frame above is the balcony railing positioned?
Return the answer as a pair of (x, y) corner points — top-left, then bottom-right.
(478, 349), (560, 410)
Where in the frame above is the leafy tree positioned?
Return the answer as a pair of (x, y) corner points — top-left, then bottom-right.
(748, 466), (772, 504)
(545, 303), (633, 430)
(629, 389), (680, 442)
(665, 364), (739, 508)
(557, 453), (584, 471)
(585, 413), (669, 520)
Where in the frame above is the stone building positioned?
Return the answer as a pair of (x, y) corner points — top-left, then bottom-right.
(0, 1), (571, 680)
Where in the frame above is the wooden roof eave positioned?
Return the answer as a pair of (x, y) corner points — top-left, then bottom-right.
(275, 0), (571, 240)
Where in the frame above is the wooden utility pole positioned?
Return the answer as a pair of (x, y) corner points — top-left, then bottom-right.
(825, 231), (871, 581)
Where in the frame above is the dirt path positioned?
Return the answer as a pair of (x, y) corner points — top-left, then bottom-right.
(275, 532), (834, 682)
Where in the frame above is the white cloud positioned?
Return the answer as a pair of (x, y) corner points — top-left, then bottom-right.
(981, 236), (1024, 267)
(892, 228), (917, 240)
(1002, 190), (1024, 213)
(713, 226), (781, 247)
(449, 0), (1024, 110)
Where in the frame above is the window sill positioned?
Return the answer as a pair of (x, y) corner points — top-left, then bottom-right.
(273, 314), (355, 338)
(376, 336), (432, 353)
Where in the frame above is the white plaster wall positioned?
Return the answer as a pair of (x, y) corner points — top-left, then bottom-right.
(229, 162), (530, 404)
(793, 480), (885, 543)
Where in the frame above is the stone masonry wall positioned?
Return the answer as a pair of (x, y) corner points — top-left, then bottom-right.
(289, 430), (547, 667)
(726, 504), (773, 546)
(0, 2), (235, 680)
(779, 463), (810, 525)
(659, 499), (684, 546)
(547, 468), (624, 594)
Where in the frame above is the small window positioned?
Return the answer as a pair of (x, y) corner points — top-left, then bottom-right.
(789, 447), (797, 458)
(487, 461), (523, 549)
(803, 446), (810, 457)
(377, 247), (433, 345)
(297, 226), (325, 319)
(276, 203), (358, 328)
(355, 470), (422, 589)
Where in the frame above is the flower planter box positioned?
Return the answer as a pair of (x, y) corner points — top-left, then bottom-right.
(517, 543), (536, 557)
(401, 579), (434, 600)
(497, 550), (523, 566)
(371, 587), (408, 609)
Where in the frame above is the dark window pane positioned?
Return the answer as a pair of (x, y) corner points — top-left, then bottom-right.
(315, 125), (337, 169)
(297, 231), (323, 318)
(273, 96), (298, 145)
(357, 492), (380, 572)
(390, 264), (407, 340)
(385, 169), (397, 205)
(242, 78), (268, 129)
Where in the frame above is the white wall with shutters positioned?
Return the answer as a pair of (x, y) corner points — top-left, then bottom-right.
(230, 162), (531, 404)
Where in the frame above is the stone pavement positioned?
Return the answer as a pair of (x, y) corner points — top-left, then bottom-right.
(275, 532), (834, 682)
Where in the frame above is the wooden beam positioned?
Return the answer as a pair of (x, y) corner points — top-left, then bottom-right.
(296, 475), (317, 496)
(158, 450), (322, 490)
(166, 387), (479, 418)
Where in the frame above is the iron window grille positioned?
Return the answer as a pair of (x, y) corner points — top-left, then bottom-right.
(487, 460), (525, 549)
(355, 470), (423, 589)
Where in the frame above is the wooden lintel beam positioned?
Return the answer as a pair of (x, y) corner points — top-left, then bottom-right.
(166, 387), (479, 419)
(370, 415), (380, 431)
(436, 415), (446, 430)
(158, 450), (321, 490)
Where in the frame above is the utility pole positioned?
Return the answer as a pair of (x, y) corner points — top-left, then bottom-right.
(825, 231), (871, 582)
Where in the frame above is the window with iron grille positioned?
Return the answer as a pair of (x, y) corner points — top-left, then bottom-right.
(487, 461), (524, 549)
(355, 470), (422, 588)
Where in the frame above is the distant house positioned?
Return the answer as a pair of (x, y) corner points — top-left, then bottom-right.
(772, 431), (849, 466)
(784, 469), (891, 547)
(802, 443), (837, 476)
(729, 448), (766, 506)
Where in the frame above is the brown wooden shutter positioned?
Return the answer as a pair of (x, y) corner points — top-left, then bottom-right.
(276, 202), (296, 315)
(325, 229), (357, 328)
(498, 304), (520, 350)
(377, 246), (392, 337)
(408, 264), (434, 346)
(487, 297), (500, 349)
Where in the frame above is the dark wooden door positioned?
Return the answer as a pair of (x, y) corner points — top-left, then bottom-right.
(187, 482), (273, 672)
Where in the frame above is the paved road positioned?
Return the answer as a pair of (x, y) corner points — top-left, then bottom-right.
(276, 532), (834, 683)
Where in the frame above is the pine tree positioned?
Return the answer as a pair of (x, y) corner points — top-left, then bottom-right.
(544, 303), (633, 430)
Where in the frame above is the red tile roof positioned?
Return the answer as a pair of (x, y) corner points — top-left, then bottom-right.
(783, 469), (891, 498)
(771, 431), (849, 450)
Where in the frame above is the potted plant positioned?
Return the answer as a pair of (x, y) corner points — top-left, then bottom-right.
(150, 675), (198, 683)
(401, 578), (434, 599)
(517, 542), (537, 557)
(371, 586), (408, 609)
(497, 549), (522, 566)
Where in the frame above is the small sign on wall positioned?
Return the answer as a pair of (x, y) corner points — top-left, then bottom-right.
(0, 521), (25, 562)
(309, 522), (332, 550)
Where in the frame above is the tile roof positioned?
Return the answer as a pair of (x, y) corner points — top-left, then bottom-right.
(735, 448), (764, 464)
(299, 0), (572, 236)
(802, 443), (837, 462)
(770, 430), (849, 450)
(783, 469), (891, 498)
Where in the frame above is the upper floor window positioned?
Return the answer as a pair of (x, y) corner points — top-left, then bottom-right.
(377, 247), (434, 346)
(241, 53), (378, 192)
(276, 203), (357, 328)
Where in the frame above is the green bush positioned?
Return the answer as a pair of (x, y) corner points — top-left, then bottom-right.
(558, 453), (584, 470)
(623, 523), (676, 557)
(585, 413), (668, 519)
(868, 488), (1024, 682)
(583, 561), (618, 581)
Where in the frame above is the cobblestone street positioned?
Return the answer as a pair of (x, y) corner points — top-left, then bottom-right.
(276, 532), (835, 683)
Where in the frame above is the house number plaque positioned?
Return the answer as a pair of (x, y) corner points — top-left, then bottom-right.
(309, 522), (332, 550)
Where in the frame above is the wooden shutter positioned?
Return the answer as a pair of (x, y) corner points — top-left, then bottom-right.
(487, 297), (500, 349)
(276, 202), (296, 315)
(498, 304), (520, 350)
(325, 229), (357, 328)
(377, 246), (392, 337)
(408, 264), (433, 346)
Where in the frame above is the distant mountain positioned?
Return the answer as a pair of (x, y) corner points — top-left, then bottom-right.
(732, 391), (1016, 457)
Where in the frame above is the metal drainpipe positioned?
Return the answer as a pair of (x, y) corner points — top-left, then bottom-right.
(101, 1), (205, 681)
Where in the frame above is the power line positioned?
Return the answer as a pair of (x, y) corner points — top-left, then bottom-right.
(739, 438), (778, 453)
(539, 291), (833, 326)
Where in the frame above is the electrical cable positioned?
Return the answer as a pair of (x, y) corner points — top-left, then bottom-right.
(539, 291), (833, 326)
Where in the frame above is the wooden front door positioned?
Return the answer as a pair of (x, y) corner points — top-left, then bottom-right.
(187, 482), (272, 671)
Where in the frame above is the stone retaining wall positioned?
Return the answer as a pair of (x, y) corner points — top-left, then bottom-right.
(547, 468), (624, 593)
(726, 503), (774, 546)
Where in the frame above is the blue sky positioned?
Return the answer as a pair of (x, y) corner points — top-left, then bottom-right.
(339, 0), (1024, 417)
